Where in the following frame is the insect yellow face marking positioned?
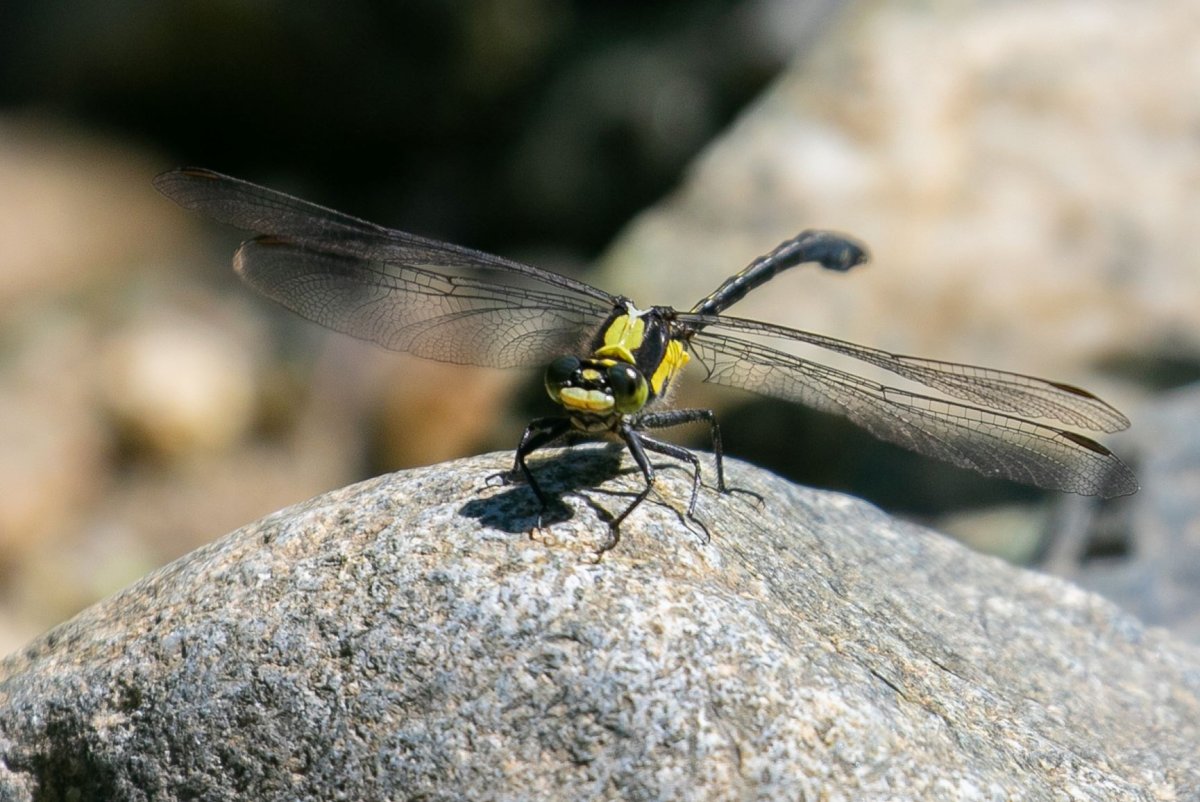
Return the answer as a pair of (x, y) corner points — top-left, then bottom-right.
(560, 387), (615, 412)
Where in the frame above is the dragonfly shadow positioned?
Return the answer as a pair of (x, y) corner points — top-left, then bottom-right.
(460, 445), (631, 534)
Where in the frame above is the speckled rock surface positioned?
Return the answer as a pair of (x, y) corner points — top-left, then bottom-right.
(1, 449), (1197, 801)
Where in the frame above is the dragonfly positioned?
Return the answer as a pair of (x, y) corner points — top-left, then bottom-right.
(154, 168), (1138, 551)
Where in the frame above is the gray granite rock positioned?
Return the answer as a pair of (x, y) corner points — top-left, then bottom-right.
(2, 450), (1197, 801)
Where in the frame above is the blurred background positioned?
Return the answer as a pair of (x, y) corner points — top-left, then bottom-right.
(1, 0), (1198, 652)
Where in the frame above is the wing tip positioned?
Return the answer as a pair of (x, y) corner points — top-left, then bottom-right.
(1098, 461), (1140, 498)
(153, 166), (225, 204)
(1046, 380), (1131, 432)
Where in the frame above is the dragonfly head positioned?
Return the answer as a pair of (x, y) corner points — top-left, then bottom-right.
(545, 355), (649, 416)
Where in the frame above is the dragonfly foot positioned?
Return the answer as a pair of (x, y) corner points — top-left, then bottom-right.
(589, 524), (622, 562)
(484, 469), (521, 488)
(727, 486), (766, 510)
(684, 514), (713, 545)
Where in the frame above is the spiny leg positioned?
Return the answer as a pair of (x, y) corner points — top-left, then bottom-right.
(506, 416), (573, 528)
(598, 423), (661, 553)
(631, 432), (709, 539)
(635, 407), (764, 508)
(636, 408), (726, 491)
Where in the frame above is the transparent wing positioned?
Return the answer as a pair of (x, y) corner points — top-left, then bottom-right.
(233, 238), (606, 367)
(679, 313), (1129, 432)
(687, 322), (1137, 498)
(155, 168), (614, 367)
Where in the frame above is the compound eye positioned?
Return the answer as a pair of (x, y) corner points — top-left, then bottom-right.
(546, 356), (580, 384)
(544, 356), (581, 402)
(607, 363), (648, 414)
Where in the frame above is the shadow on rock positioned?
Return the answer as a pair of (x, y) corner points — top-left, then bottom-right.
(459, 443), (633, 533)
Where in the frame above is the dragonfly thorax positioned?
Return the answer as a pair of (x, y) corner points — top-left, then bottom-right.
(586, 303), (691, 401)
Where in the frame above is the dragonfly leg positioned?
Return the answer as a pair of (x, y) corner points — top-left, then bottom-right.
(506, 416), (573, 527)
(602, 425), (660, 553)
(620, 425), (713, 547)
(635, 408), (764, 509)
(635, 408), (726, 491)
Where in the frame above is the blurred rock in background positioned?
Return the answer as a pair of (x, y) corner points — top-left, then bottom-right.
(0, 0), (1197, 651)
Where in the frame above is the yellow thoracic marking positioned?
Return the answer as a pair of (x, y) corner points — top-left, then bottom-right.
(594, 313), (645, 364)
(650, 339), (690, 395)
(560, 387), (615, 412)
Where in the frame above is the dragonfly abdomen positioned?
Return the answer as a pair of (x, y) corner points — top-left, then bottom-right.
(690, 230), (869, 317)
